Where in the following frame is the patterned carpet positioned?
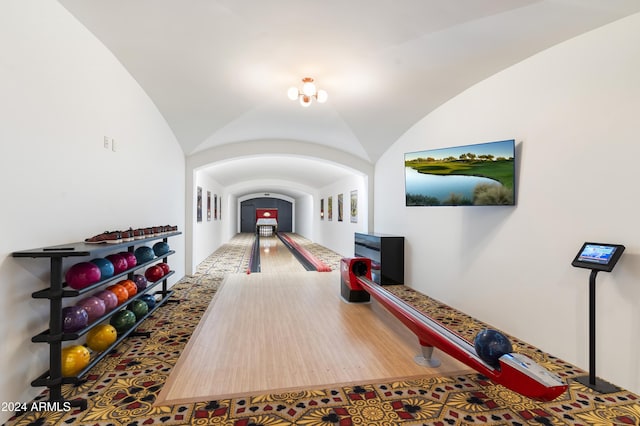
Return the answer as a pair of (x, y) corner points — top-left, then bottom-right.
(5, 233), (640, 425)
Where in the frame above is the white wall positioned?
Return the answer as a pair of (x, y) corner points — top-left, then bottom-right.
(0, 2), (185, 421)
(317, 174), (368, 256)
(375, 13), (640, 393)
(193, 172), (225, 266)
(294, 194), (314, 240)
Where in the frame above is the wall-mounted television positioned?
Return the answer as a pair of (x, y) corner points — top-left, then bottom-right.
(405, 139), (516, 206)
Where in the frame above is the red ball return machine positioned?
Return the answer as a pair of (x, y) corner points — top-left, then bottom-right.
(340, 257), (567, 402)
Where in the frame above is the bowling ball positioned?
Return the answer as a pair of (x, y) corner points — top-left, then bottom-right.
(86, 324), (117, 352)
(117, 279), (138, 299)
(65, 262), (101, 290)
(134, 246), (155, 264)
(62, 306), (89, 333)
(90, 258), (115, 279)
(139, 293), (156, 310)
(76, 296), (106, 323)
(94, 290), (119, 312)
(118, 251), (137, 269)
(129, 299), (149, 320)
(145, 265), (164, 283)
(474, 328), (513, 368)
(106, 284), (129, 305)
(61, 345), (91, 377)
(132, 274), (148, 292)
(105, 254), (128, 274)
(157, 263), (170, 276)
(110, 310), (136, 333)
(152, 241), (170, 257)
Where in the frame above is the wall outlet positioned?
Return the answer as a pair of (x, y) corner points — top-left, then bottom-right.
(103, 136), (110, 149)
(111, 138), (116, 152)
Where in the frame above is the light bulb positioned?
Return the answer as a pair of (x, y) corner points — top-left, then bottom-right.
(316, 89), (328, 103)
(300, 95), (312, 107)
(287, 87), (299, 101)
(302, 81), (316, 97)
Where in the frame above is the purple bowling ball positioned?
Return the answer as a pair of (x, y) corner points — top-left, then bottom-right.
(76, 296), (106, 323)
(65, 262), (101, 290)
(94, 290), (119, 313)
(118, 251), (137, 269)
(105, 254), (128, 274)
(62, 306), (89, 332)
(132, 274), (148, 292)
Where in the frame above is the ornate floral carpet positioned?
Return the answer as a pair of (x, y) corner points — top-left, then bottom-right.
(6, 233), (640, 426)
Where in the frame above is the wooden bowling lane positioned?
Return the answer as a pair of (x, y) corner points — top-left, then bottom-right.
(258, 234), (307, 272)
(155, 271), (472, 405)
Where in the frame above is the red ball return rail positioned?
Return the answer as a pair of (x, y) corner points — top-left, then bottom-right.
(340, 257), (568, 402)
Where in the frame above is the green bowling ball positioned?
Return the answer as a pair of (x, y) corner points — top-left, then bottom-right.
(110, 309), (136, 333)
(129, 299), (149, 320)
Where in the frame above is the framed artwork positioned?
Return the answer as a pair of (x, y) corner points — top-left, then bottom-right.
(338, 193), (343, 222)
(207, 191), (212, 221)
(320, 199), (324, 220)
(197, 187), (202, 222)
(218, 195), (222, 220)
(328, 196), (333, 221)
(350, 190), (358, 223)
(214, 194), (218, 219)
(405, 139), (515, 206)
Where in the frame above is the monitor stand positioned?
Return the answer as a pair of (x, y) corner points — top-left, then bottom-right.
(573, 269), (621, 393)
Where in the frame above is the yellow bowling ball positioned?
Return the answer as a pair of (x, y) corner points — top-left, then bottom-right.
(86, 324), (118, 352)
(61, 345), (90, 377)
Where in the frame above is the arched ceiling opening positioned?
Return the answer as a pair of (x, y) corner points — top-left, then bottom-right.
(199, 155), (362, 199)
(59, 0), (640, 167)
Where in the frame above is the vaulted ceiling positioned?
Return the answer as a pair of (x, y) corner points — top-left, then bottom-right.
(59, 0), (640, 196)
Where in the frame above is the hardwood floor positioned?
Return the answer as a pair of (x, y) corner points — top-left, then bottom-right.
(156, 271), (471, 405)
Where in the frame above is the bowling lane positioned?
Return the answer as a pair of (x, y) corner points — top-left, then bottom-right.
(258, 235), (307, 272)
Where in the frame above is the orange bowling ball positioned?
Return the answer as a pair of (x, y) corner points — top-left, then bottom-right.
(118, 279), (138, 299)
(106, 284), (129, 305)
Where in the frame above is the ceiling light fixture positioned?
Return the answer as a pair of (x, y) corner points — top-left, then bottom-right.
(287, 77), (328, 107)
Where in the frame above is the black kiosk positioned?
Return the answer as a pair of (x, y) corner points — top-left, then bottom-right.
(571, 242), (625, 393)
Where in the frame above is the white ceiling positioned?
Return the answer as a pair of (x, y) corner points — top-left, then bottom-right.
(59, 0), (640, 197)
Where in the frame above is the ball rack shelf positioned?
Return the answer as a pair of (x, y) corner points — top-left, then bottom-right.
(12, 231), (181, 412)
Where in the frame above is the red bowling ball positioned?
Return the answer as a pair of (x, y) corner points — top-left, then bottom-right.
(158, 263), (170, 276)
(144, 265), (164, 282)
(65, 262), (101, 290)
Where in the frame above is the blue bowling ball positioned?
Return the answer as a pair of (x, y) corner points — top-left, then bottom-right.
(134, 246), (155, 264)
(90, 258), (114, 279)
(474, 328), (513, 368)
(139, 294), (156, 310)
(153, 241), (170, 256)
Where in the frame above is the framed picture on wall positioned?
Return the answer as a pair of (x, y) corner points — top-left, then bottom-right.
(338, 193), (343, 222)
(214, 194), (218, 219)
(320, 198), (324, 220)
(405, 139), (516, 206)
(219, 195), (222, 220)
(207, 191), (211, 221)
(328, 196), (333, 221)
(197, 187), (202, 222)
(350, 190), (358, 223)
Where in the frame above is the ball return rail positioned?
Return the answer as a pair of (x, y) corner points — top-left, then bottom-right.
(340, 257), (567, 402)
